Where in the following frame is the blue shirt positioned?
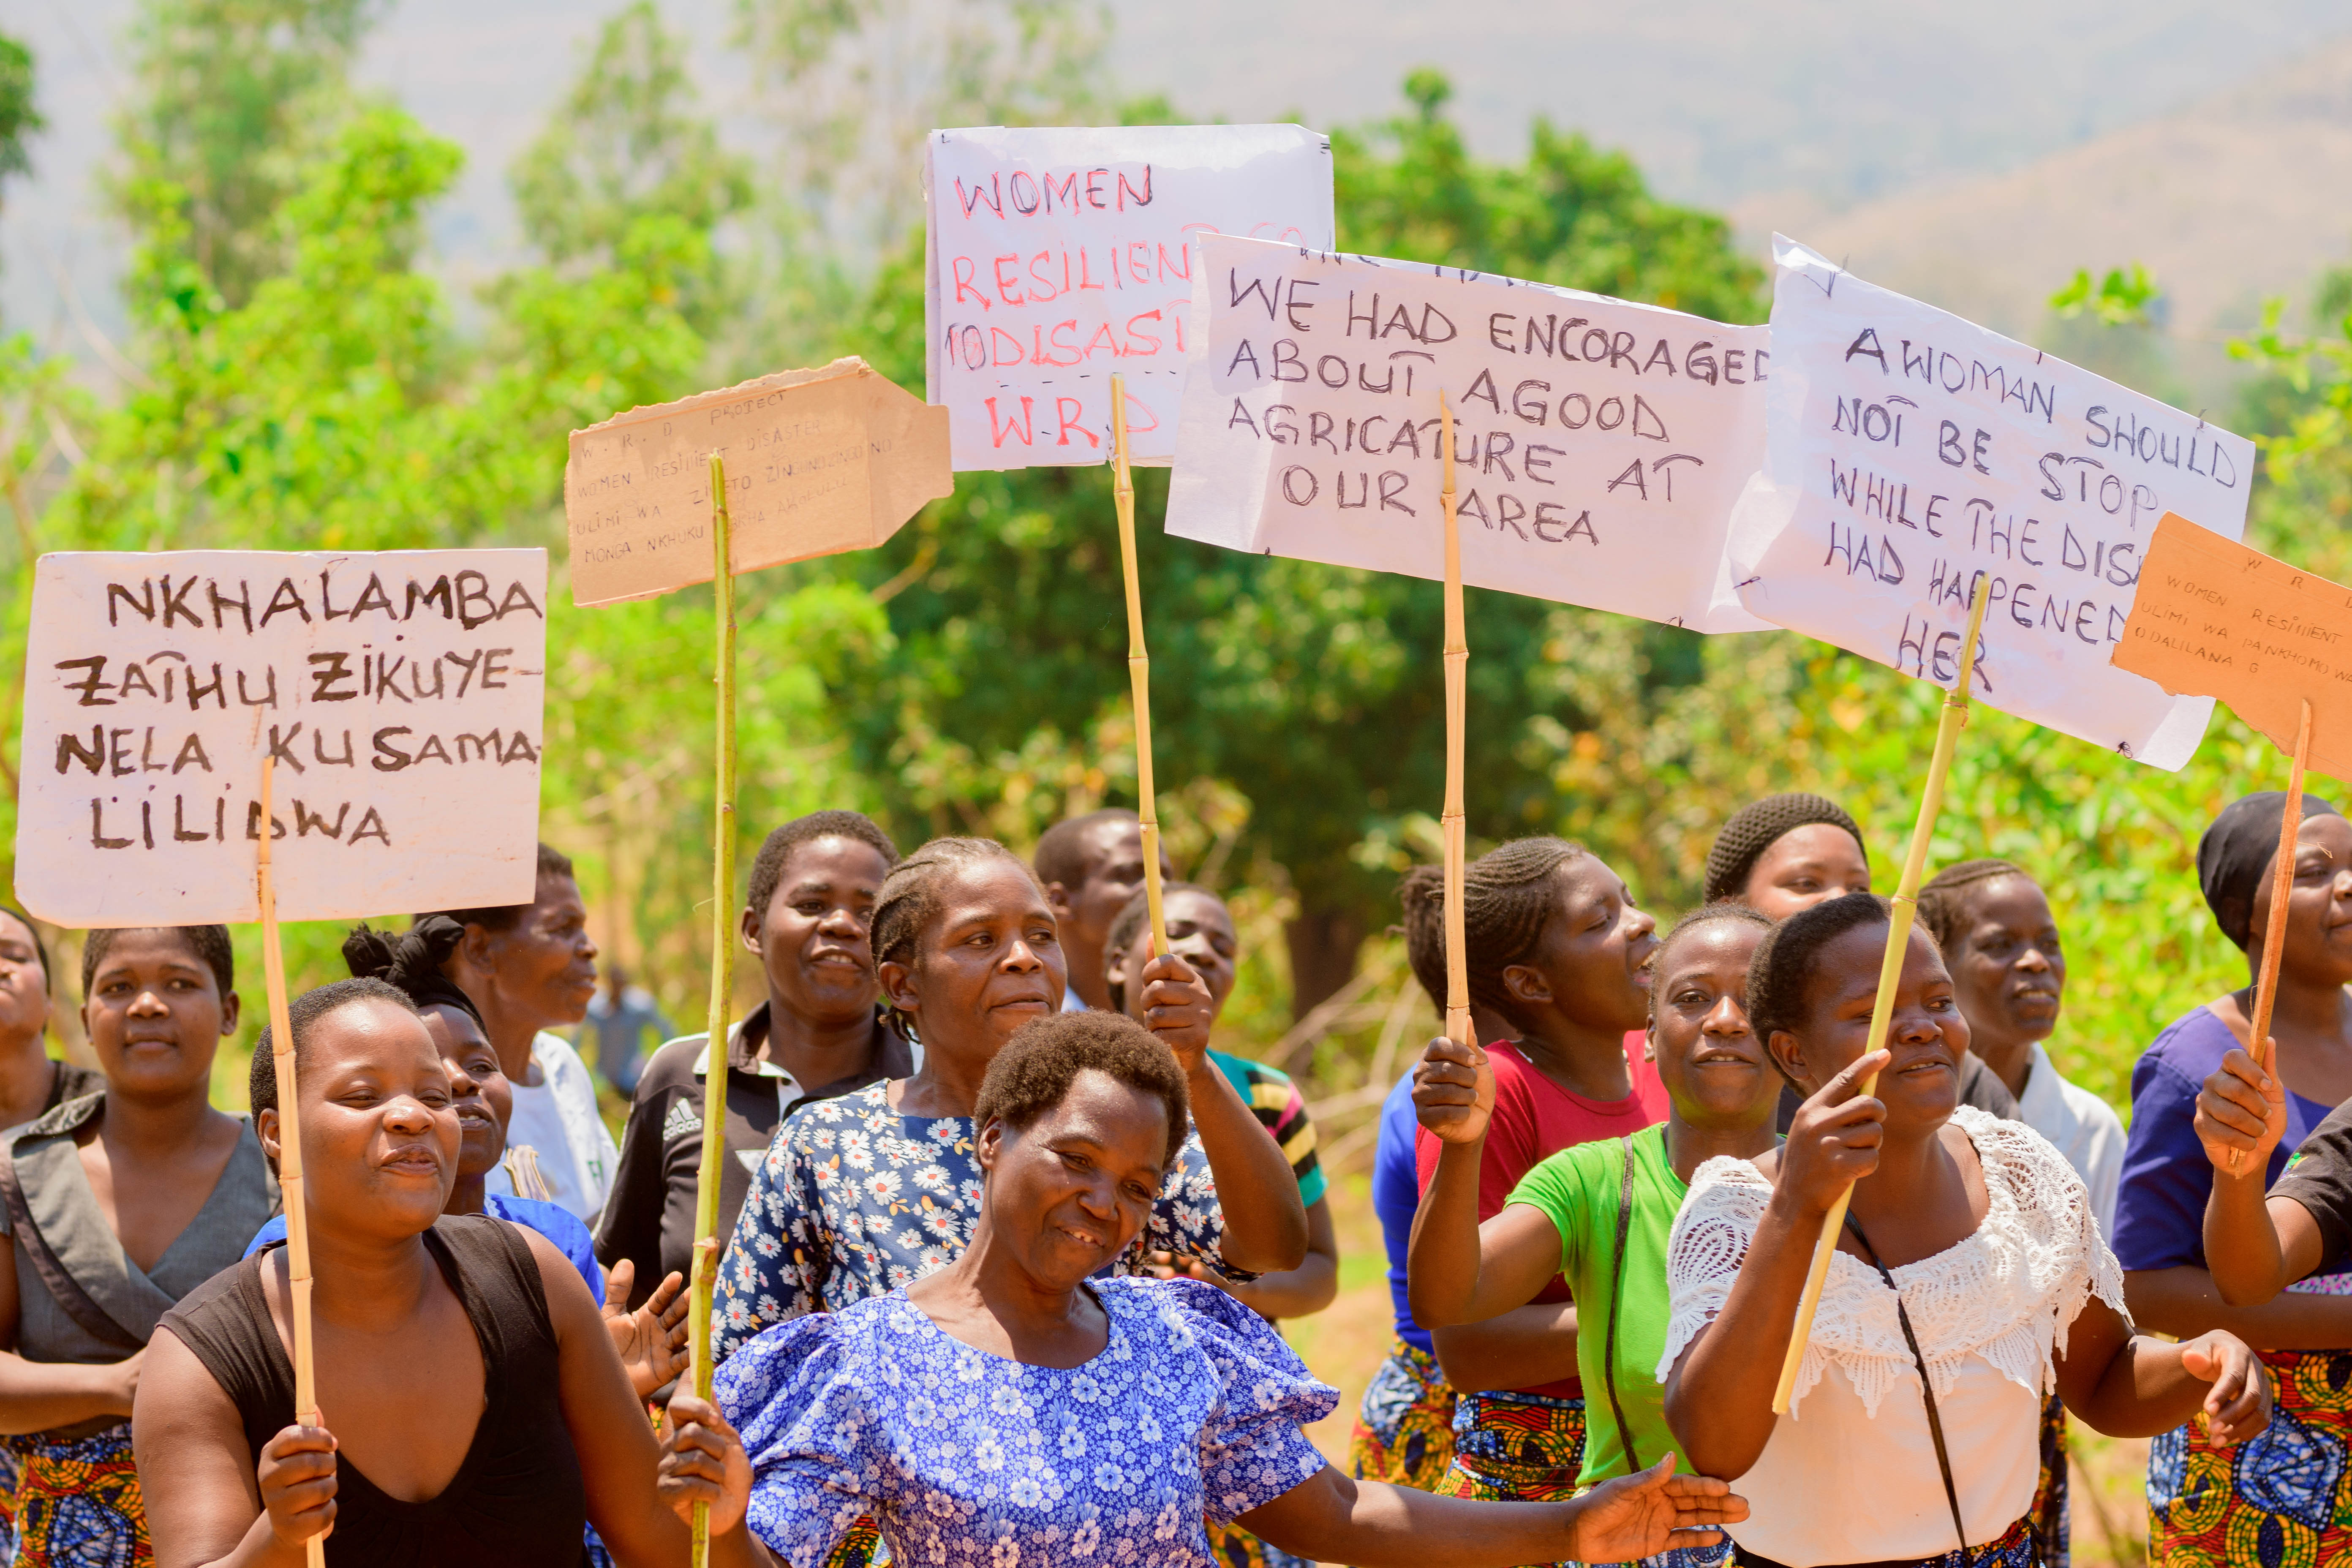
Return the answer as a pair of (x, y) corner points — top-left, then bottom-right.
(1372, 1069), (1433, 1355)
(245, 1194), (604, 1300)
(2114, 1004), (2349, 1279)
(717, 1276), (1334, 1566)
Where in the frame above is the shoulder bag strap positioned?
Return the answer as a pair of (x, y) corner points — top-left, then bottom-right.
(0, 1146), (144, 1353)
(1600, 1134), (1642, 1473)
(1843, 1213), (1968, 1557)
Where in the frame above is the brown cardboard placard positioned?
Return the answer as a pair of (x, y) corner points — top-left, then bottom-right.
(2111, 512), (2352, 779)
(563, 357), (951, 606)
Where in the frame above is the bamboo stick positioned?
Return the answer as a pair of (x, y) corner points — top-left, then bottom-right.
(1109, 374), (1168, 953)
(1439, 395), (1471, 1054)
(257, 754), (327, 1568)
(1769, 572), (1992, 1415)
(2235, 697), (2313, 1171)
(687, 454), (738, 1568)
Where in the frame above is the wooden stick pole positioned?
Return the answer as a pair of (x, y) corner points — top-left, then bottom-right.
(687, 454), (738, 1568)
(1439, 395), (1471, 1052)
(1769, 572), (1992, 1415)
(2235, 697), (2314, 1168)
(257, 755), (327, 1568)
(1109, 374), (1168, 952)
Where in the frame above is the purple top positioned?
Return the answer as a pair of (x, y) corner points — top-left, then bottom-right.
(1372, 1070), (1434, 1355)
(2114, 1004), (2351, 1278)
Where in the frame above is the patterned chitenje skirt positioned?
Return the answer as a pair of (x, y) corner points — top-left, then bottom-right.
(2147, 1347), (2352, 1568)
(1348, 1341), (1458, 1492)
(2030, 1392), (2069, 1568)
(1203, 1517), (1315, 1568)
(6, 1425), (149, 1568)
(1731, 1511), (2038, 1568)
(1438, 1389), (1729, 1568)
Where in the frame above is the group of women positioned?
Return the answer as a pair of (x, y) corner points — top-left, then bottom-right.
(0, 776), (2345, 1566)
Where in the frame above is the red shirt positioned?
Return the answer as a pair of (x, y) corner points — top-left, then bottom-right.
(1415, 1033), (1668, 1399)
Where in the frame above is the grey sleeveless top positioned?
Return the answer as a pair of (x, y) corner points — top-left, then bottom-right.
(2, 1091), (278, 1435)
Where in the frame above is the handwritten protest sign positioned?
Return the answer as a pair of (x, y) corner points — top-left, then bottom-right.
(925, 125), (1334, 471)
(1164, 233), (1772, 631)
(15, 549), (548, 926)
(564, 357), (950, 607)
(1727, 235), (2256, 767)
(2113, 514), (2352, 779)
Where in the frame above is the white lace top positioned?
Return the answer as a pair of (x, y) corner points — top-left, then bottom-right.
(1657, 1107), (2126, 1565)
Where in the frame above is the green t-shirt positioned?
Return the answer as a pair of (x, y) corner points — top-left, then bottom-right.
(1505, 1120), (1685, 1486)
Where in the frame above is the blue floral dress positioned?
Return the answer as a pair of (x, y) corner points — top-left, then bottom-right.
(713, 1082), (1238, 1362)
(716, 1275), (1337, 1566)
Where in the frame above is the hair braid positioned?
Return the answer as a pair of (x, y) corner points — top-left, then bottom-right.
(870, 838), (1041, 1040)
(1916, 858), (2029, 953)
(1397, 837), (1591, 1035)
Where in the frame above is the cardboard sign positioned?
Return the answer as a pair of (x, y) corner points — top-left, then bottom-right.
(1164, 234), (1772, 632)
(15, 550), (549, 926)
(925, 124), (1334, 471)
(1727, 236), (2257, 768)
(2113, 515), (2352, 779)
(565, 358), (951, 607)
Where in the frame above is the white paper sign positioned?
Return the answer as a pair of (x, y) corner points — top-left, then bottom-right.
(15, 550), (549, 926)
(925, 124), (1334, 471)
(1728, 237), (2256, 768)
(1165, 234), (1772, 631)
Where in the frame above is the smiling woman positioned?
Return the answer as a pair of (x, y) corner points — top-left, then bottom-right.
(663, 1011), (1749, 1568)
(1659, 893), (2269, 1568)
(710, 836), (1305, 1365)
(0, 924), (273, 1567)
(131, 978), (691, 1568)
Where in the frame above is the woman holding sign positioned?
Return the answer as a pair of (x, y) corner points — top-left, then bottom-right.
(1661, 893), (2268, 1568)
(0, 924), (273, 1568)
(133, 978), (689, 1567)
(2115, 792), (2352, 1566)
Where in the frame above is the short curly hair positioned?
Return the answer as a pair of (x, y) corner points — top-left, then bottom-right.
(1744, 890), (1900, 1051)
(972, 1010), (1190, 1169)
(744, 811), (900, 928)
(82, 925), (234, 1002)
(1916, 859), (2031, 954)
(1646, 902), (1773, 1027)
(249, 977), (419, 1119)
(1034, 808), (1138, 891)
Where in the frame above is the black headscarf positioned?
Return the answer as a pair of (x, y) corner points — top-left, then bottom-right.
(1704, 793), (1868, 906)
(2197, 790), (2344, 950)
(342, 916), (486, 1027)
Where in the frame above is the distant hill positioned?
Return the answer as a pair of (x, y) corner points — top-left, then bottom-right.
(1755, 34), (2352, 411)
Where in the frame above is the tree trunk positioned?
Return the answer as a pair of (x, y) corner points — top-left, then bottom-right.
(1285, 903), (1367, 1022)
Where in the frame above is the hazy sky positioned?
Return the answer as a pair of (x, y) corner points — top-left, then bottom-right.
(3, 0), (2346, 359)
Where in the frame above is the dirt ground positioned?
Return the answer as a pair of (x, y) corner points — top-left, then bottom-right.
(1288, 1173), (2156, 1567)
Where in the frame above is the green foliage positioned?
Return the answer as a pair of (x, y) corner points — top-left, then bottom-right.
(0, 31), (41, 199)
(510, 2), (752, 336)
(1333, 70), (1765, 325)
(109, 0), (378, 310)
(2050, 262), (2161, 328)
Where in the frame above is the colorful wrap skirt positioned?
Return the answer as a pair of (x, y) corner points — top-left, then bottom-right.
(2028, 1392), (2069, 1568)
(1202, 1518), (1315, 1568)
(5, 1424), (149, 1568)
(2147, 1346), (2352, 1567)
(1730, 1511), (2038, 1568)
(1348, 1341), (1458, 1492)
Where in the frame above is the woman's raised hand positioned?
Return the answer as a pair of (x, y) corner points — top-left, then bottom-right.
(1136, 951), (1218, 1073)
(2178, 1331), (2273, 1446)
(1776, 1048), (1891, 1220)
(255, 1422), (338, 1549)
(659, 1392), (753, 1536)
(1563, 1454), (1748, 1563)
(1413, 1036), (1494, 1146)
(602, 1259), (692, 1398)
(2195, 1047), (2288, 1174)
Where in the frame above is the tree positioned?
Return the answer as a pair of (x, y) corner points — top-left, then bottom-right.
(795, 72), (1770, 1015)
(0, 30), (41, 216)
(109, 0), (379, 311)
(509, 2), (752, 336)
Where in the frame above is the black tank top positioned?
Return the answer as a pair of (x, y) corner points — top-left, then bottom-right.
(159, 1216), (588, 1567)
